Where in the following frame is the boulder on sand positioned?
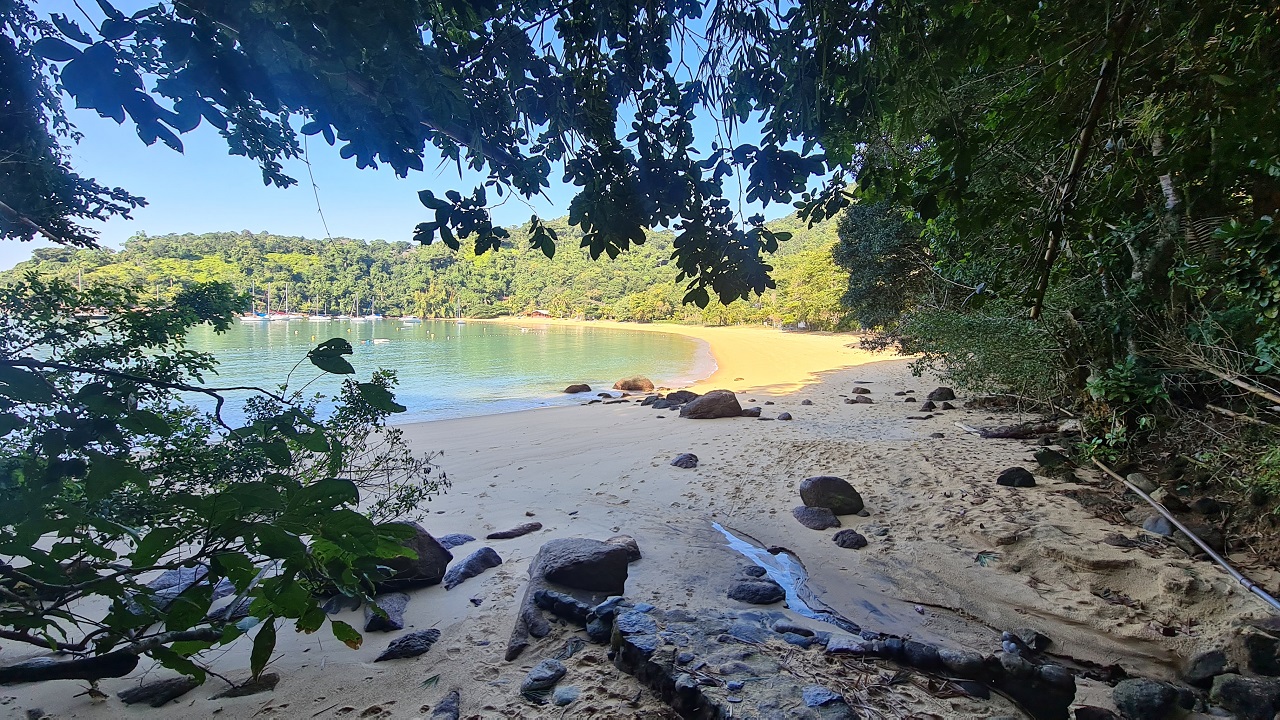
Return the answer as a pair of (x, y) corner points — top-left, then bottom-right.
(563, 384), (591, 393)
(666, 390), (699, 404)
(670, 453), (698, 469)
(799, 476), (865, 515)
(613, 376), (655, 392)
(442, 547), (503, 590)
(378, 522), (453, 591)
(793, 506), (841, 530)
(679, 390), (742, 419)
(926, 387), (957, 401)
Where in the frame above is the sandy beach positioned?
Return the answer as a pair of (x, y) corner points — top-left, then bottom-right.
(5, 322), (1274, 719)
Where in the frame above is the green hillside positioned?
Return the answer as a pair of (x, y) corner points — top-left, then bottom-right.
(6, 215), (850, 328)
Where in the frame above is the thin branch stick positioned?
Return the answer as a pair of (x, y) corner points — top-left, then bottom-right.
(1206, 404), (1276, 428)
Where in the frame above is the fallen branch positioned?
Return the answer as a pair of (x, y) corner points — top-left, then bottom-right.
(1206, 404), (1276, 428)
(0, 627), (223, 685)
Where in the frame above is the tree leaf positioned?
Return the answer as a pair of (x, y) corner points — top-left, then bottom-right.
(85, 453), (146, 501)
(250, 619), (277, 679)
(32, 37), (80, 62)
(132, 526), (181, 565)
(330, 619), (362, 650)
(355, 383), (407, 413)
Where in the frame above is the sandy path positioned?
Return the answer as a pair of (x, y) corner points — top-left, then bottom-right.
(4, 326), (1272, 719)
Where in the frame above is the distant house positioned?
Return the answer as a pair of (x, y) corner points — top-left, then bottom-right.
(527, 309), (552, 318)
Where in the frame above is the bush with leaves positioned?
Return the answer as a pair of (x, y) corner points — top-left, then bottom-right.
(0, 273), (446, 687)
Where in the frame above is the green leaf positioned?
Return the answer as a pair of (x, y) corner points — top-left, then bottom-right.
(0, 366), (54, 403)
(252, 524), (306, 561)
(119, 409), (172, 437)
(292, 477), (359, 514)
(85, 453), (146, 501)
(330, 619), (362, 650)
(132, 527), (182, 565)
(261, 441), (292, 468)
(212, 552), (258, 588)
(307, 338), (355, 375)
(33, 37), (80, 61)
(250, 619), (277, 679)
(296, 604), (325, 633)
(164, 583), (213, 631)
(355, 383), (407, 413)
(151, 645), (207, 683)
(0, 413), (26, 437)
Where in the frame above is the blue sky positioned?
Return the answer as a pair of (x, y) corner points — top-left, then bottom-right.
(3, 0), (793, 271)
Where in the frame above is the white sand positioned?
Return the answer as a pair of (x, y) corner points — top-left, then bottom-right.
(5, 324), (1273, 719)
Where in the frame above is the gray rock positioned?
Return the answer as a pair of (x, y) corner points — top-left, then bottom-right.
(941, 402), (956, 410)
(850, 395), (873, 404)
(379, 522), (453, 591)
(614, 376), (655, 392)
(666, 390), (699, 404)
(803, 685), (843, 707)
(563, 384), (591, 393)
(740, 565), (768, 578)
(926, 387), (956, 401)
(1172, 521), (1226, 555)
(772, 620), (814, 637)
(1113, 678), (1177, 720)
(617, 611), (659, 635)
(442, 547), (502, 590)
(937, 647), (986, 679)
(375, 628), (441, 661)
(727, 579), (785, 605)
(1242, 629), (1280, 676)
(1126, 472), (1158, 494)
(919, 400), (937, 411)
(640, 395), (658, 406)
(798, 476), (865, 515)
(904, 640), (941, 669)
(539, 538), (632, 592)
(996, 467), (1036, 487)
(793, 506), (841, 530)
(437, 533), (476, 550)
(486, 522), (543, 540)
(1184, 648), (1231, 686)
(851, 387), (871, 394)
(679, 390), (743, 419)
(364, 592), (410, 632)
(430, 690), (461, 720)
(740, 406), (762, 417)
(533, 589), (593, 623)
(606, 534), (643, 562)
(1034, 448), (1070, 468)
(118, 676), (199, 707)
(801, 399), (813, 405)
(1009, 627), (1052, 652)
(1141, 515), (1174, 536)
(521, 658), (567, 693)
(652, 398), (675, 409)
(671, 453), (699, 469)
(552, 685), (580, 706)
(777, 412), (793, 421)
(832, 529), (867, 549)
(1210, 674), (1280, 720)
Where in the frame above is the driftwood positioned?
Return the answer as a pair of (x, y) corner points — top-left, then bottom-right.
(0, 627), (222, 685)
(978, 422), (1060, 439)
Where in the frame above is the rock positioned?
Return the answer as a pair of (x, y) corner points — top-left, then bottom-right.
(996, 467), (1036, 487)
(802, 685), (843, 707)
(442, 547), (503, 590)
(552, 685), (580, 706)
(937, 647), (986, 679)
(801, 399), (813, 405)
(852, 395), (874, 404)
(563, 384), (591, 393)
(670, 453), (699, 469)
(799, 476), (865, 515)
(1113, 678), (1177, 720)
(1035, 448), (1071, 468)
(1210, 674), (1280, 720)
(927, 387), (957, 401)
(740, 406), (762, 417)
(1241, 629), (1280, 676)
(533, 589), (593, 624)
(640, 395), (658, 407)
(740, 565), (768, 578)
(430, 690), (461, 720)
(851, 387), (871, 394)
(941, 401), (956, 410)
(652, 398), (675, 409)
(375, 628), (442, 661)
(930, 432), (945, 438)
(1184, 648), (1231, 687)
(486, 522), (543, 540)
(437, 533), (476, 550)
(825, 634), (868, 655)
(1172, 521), (1226, 555)
(679, 390), (742, 419)
(1141, 515), (1174, 536)
(765, 400), (775, 405)
(1074, 707), (1120, 720)
(613, 376), (655, 392)
(904, 641), (942, 669)
(666, 390), (699, 404)
(772, 620), (815, 637)
(597, 392), (613, 398)
(1126, 472), (1158, 494)
(832, 529), (868, 549)
(605, 535), (642, 562)
(539, 538), (632, 592)
(521, 658), (567, 693)
(919, 400), (937, 411)
(364, 592), (410, 632)
(118, 677), (199, 707)
(777, 412), (793, 421)
(727, 579), (785, 605)
(793, 506), (841, 530)
(379, 522), (453, 591)
(211, 672), (280, 699)
(616, 610), (659, 635)
(1010, 627), (1052, 652)
(1191, 496), (1223, 515)
(903, 396), (918, 402)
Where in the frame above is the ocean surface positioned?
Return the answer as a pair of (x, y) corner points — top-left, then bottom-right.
(183, 319), (712, 425)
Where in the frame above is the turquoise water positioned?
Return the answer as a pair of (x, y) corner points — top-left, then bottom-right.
(183, 319), (712, 425)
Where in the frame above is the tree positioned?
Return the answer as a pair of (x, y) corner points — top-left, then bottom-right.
(0, 274), (447, 686)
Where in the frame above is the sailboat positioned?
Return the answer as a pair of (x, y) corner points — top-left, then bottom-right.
(454, 300), (466, 325)
(242, 282), (269, 321)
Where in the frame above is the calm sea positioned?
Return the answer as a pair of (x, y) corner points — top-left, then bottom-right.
(183, 319), (712, 425)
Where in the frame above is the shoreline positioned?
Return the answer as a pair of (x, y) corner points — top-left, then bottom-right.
(477, 316), (880, 395)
